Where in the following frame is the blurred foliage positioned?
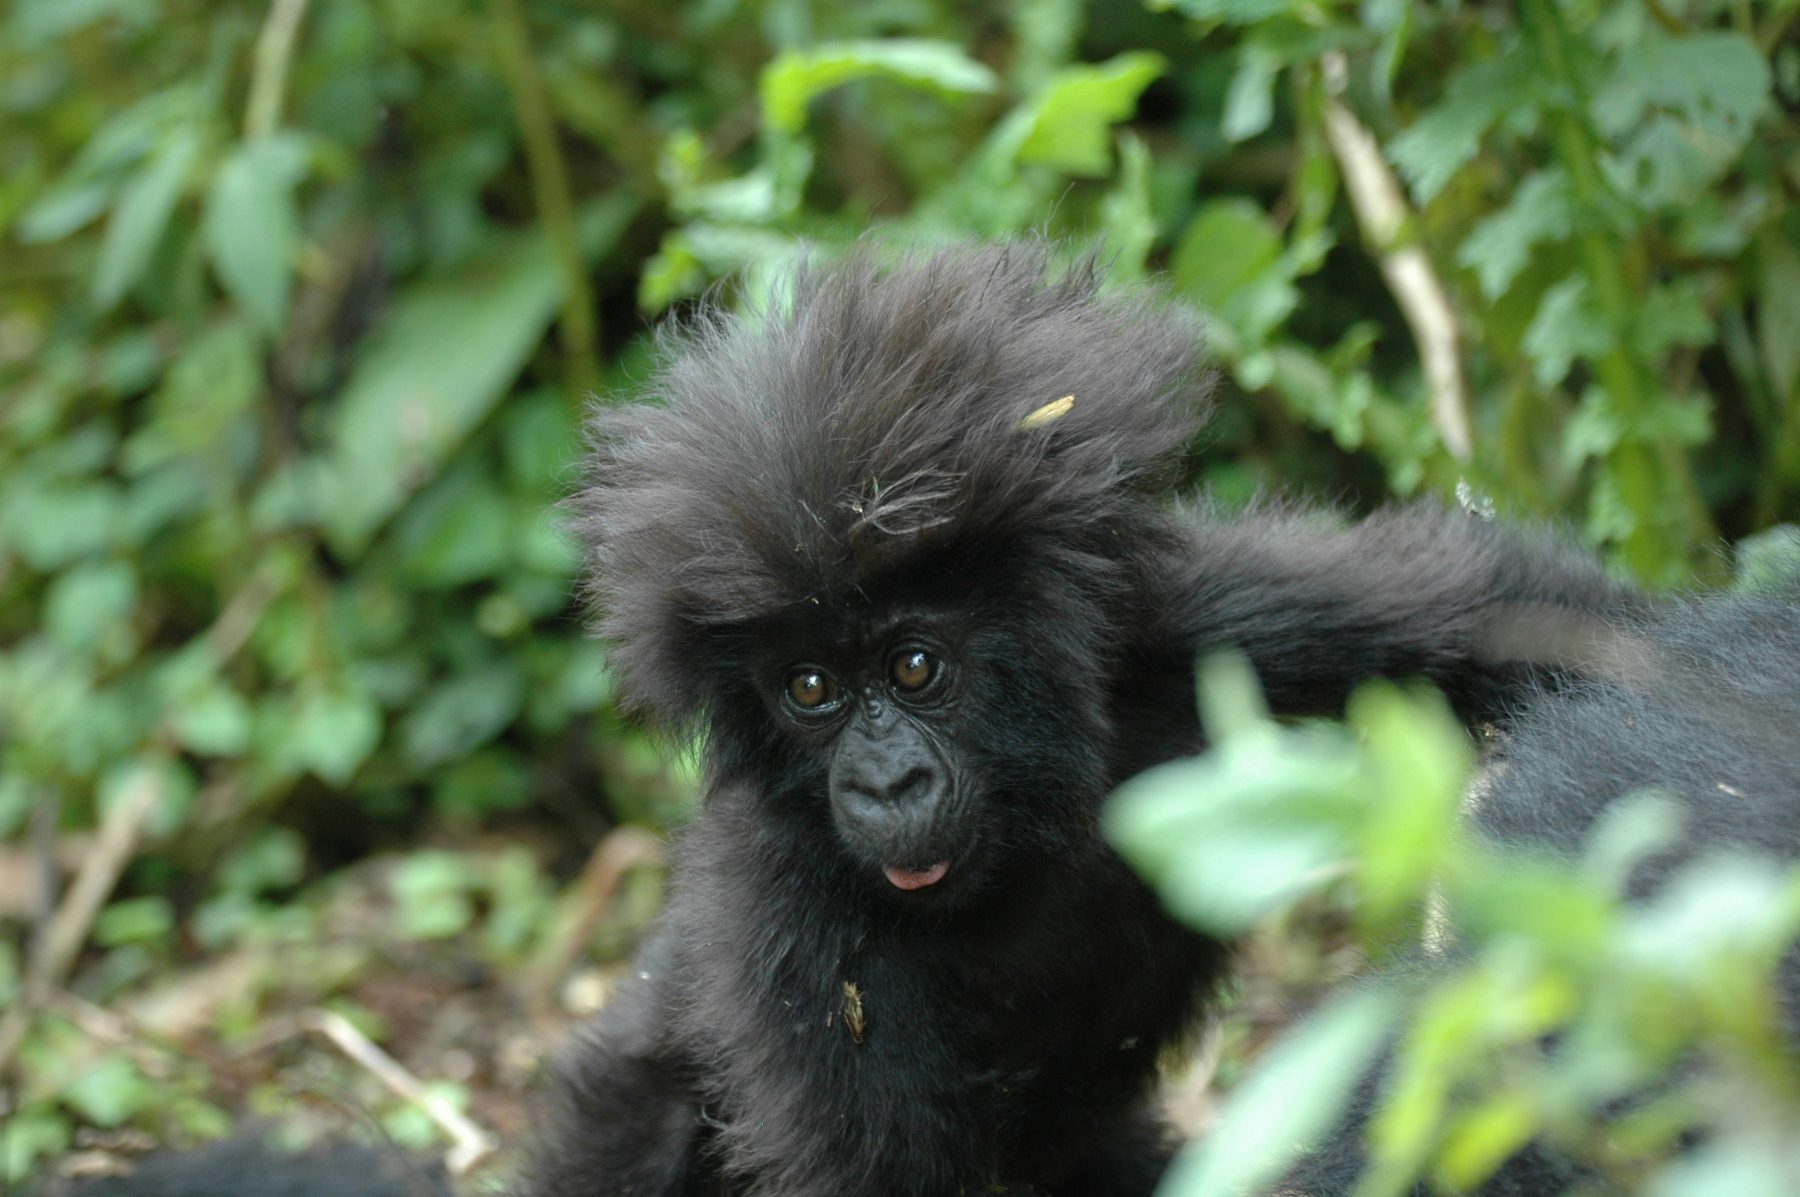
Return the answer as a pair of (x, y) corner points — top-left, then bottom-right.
(1112, 660), (1800, 1196)
(1, 0), (1798, 1183)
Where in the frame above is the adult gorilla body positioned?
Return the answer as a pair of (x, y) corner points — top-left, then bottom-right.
(523, 246), (1645, 1197)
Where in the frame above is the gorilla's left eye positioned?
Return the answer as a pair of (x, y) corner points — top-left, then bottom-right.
(889, 649), (938, 693)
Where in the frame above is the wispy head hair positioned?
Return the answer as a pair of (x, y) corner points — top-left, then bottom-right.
(571, 242), (1212, 722)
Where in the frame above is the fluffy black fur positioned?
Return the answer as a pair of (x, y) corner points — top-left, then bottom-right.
(524, 244), (1648, 1197)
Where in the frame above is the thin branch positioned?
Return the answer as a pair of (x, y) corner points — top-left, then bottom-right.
(246, 0), (311, 139)
(1319, 52), (1473, 462)
(302, 1009), (497, 1175)
(0, 770), (162, 1077)
(524, 825), (665, 1012)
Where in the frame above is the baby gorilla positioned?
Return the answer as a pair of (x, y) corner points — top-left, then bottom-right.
(525, 244), (1641, 1196)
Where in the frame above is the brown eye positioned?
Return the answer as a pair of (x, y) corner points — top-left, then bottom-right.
(785, 668), (839, 711)
(889, 650), (937, 692)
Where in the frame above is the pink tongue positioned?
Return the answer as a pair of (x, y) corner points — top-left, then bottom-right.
(883, 861), (950, 891)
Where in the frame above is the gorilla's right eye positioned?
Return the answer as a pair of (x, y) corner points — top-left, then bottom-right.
(785, 668), (841, 712)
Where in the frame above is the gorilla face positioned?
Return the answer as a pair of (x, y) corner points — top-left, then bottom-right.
(747, 578), (1118, 909)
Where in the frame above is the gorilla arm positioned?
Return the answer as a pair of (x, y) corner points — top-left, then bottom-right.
(1162, 504), (1646, 719)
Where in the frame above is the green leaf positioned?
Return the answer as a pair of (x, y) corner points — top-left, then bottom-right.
(1097, 132), (1155, 279)
(1522, 276), (1612, 388)
(218, 828), (306, 895)
(391, 852), (478, 940)
(1388, 46), (1535, 203)
(288, 688), (383, 786)
(390, 462), (515, 588)
(123, 318), (262, 473)
(401, 661), (524, 768)
(63, 1056), (154, 1128)
(1593, 32), (1770, 144)
(44, 559), (138, 660)
(3, 482), (126, 569)
(1349, 684), (1471, 931)
(759, 40), (998, 136)
(2, 1108), (71, 1185)
(1757, 233), (1800, 404)
(321, 196), (633, 552)
(1221, 45), (1279, 143)
(1455, 169), (1574, 300)
(1016, 52), (1165, 177)
(93, 126), (199, 309)
(173, 683), (254, 757)
(1170, 199), (1297, 345)
(204, 134), (308, 334)
(1160, 989), (1396, 1197)
(94, 896), (175, 947)
(1107, 656), (1363, 935)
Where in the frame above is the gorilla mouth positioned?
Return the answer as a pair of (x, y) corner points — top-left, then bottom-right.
(883, 861), (950, 890)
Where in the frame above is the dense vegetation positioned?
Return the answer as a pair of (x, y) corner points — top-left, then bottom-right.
(2, 0), (1797, 1191)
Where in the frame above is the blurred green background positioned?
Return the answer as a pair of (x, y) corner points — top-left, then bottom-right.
(2, 0), (1797, 1187)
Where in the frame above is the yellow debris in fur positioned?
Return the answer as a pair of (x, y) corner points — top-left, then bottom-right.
(1016, 395), (1075, 431)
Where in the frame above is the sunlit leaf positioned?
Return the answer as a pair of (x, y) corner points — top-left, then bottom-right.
(1016, 52), (1164, 177)
(1160, 989), (1396, 1197)
(760, 40), (997, 136)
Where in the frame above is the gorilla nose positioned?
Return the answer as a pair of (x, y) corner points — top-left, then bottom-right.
(841, 764), (938, 812)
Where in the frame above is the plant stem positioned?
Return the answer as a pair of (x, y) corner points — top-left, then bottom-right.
(492, 0), (602, 398)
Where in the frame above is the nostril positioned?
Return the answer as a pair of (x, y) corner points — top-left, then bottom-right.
(887, 767), (935, 805)
(841, 767), (938, 809)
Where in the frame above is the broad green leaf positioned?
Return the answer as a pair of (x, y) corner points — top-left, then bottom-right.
(3, 482), (125, 570)
(287, 688), (383, 786)
(1016, 52), (1165, 177)
(1593, 32), (1770, 144)
(323, 195), (634, 552)
(204, 134), (308, 334)
(391, 462), (514, 588)
(1434, 1090), (1538, 1192)
(218, 828), (306, 895)
(1350, 684), (1471, 931)
(1455, 169), (1574, 300)
(15, 88), (187, 244)
(123, 318), (261, 474)
(760, 40), (997, 136)
(1757, 232), (1800, 404)
(1170, 198), (1297, 345)
(1, 1109), (71, 1186)
(401, 661), (524, 768)
(173, 684), (254, 757)
(94, 896), (175, 947)
(44, 559), (138, 659)
(1388, 46), (1536, 203)
(63, 1056), (153, 1128)
(1522, 276), (1612, 388)
(93, 126), (199, 309)
(1160, 989), (1396, 1197)
(1221, 45), (1278, 143)
(1107, 666), (1363, 936)
(391, 852), (478, 940)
